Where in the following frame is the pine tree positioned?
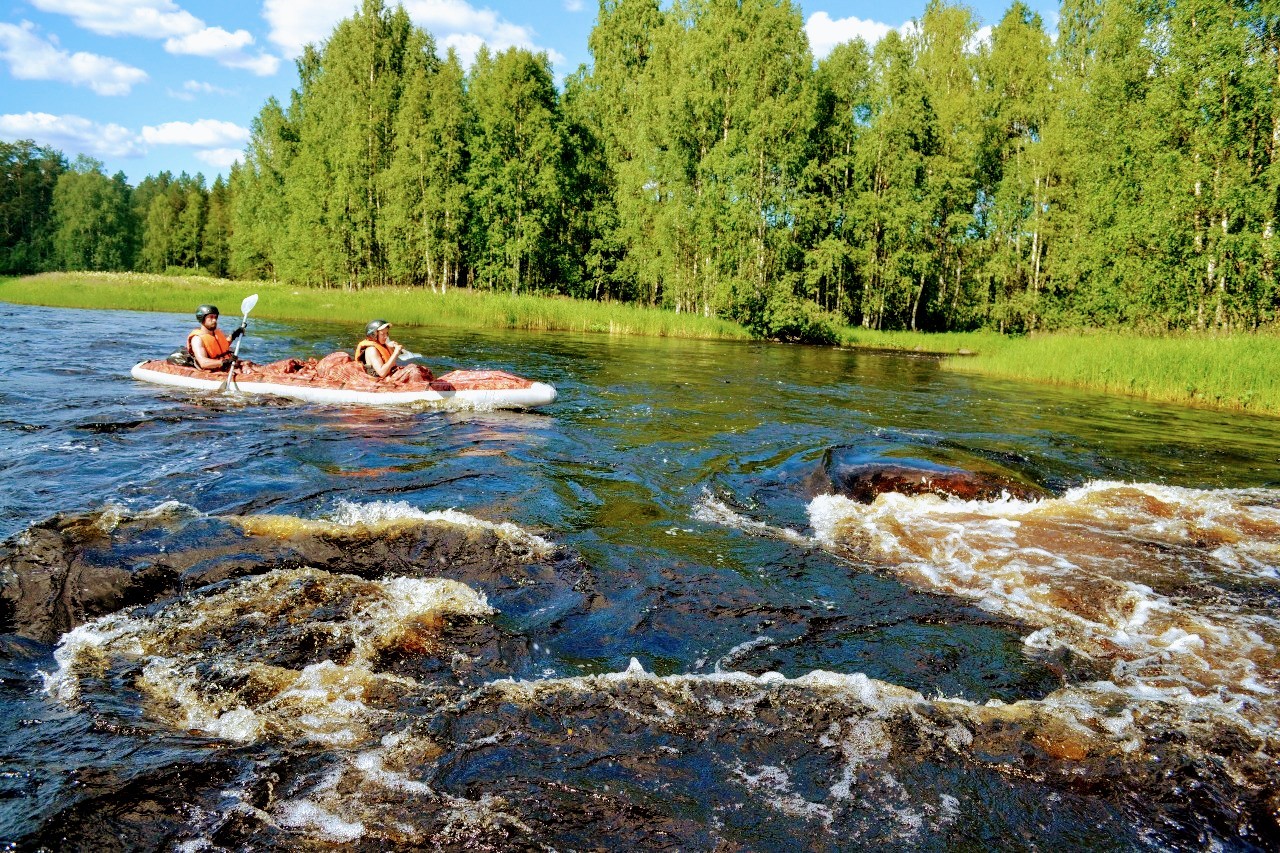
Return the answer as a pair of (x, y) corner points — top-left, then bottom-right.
(202, 175), (232, 277)
(385, 43), (475, 292)
(230, 98), (294, 280)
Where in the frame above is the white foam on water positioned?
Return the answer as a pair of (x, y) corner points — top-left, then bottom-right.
(40, 611), (150, 700)
(732, 762), (834, 824)
(715, 636), (775, 673)
(276, 799), (365, 844)
(94, 499), (202, 533)
(44, 568), (496, 745)
(692, 493), (812, 546)
(322, 499), (554, 555)
(806, 481), (1280, 734)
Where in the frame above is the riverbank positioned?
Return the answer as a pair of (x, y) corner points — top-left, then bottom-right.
(0, 272), (750, 340)
(4, 272), (1277, 416)
(941, 330), (1280, 415)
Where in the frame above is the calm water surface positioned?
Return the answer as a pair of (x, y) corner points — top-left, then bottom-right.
(1, 302), (1278, 850)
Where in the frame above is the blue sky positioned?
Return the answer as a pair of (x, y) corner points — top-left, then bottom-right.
(0, 0), (1059, 186)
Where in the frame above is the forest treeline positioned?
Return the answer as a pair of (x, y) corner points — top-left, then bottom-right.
(1, 0), (1277, 341)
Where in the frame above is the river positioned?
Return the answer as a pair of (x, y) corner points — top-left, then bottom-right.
(1, 302), (1277, 850)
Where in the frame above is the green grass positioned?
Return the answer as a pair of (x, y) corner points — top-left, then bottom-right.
(837, 325), (1000, 355)
(0, 272), (751, 340)
(941, 330), (1280, 415)
(836, 323), (1280, 415)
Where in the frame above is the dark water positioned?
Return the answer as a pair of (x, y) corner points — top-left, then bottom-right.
(1, 302), (1278, 850)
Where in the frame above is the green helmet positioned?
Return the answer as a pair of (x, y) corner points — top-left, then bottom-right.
(196, 304), (219, 320)
(365, 319), (390, 336)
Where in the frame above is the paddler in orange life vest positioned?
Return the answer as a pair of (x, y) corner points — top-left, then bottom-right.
(355, 319), (404, 378)
(188, 304), (242, 371)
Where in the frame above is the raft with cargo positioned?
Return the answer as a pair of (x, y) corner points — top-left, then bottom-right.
(131, 354), (558, 410)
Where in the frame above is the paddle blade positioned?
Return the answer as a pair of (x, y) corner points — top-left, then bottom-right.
(240, 293), (259, 316)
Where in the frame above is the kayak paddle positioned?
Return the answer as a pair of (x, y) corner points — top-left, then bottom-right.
(219, 293), (258, 393)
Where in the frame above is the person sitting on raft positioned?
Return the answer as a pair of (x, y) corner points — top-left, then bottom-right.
(188, 304), (242, 371)
(355, 320), (432, 382)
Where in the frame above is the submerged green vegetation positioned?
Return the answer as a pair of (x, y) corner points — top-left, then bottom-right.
(5, 272), (1278, 415)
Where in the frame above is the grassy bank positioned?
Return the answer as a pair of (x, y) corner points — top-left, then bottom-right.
(0, 272), (751, 340)
(840, 323), (1280, 414)
(941, 330), (1280, 415)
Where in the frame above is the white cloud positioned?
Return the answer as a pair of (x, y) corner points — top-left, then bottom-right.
(0, 21), (148, 95)
(262, 0), (358, 57)
(194, 147), (242, 169)
(165, 26), (280, 75)
(564, 0), (584, 10)
(168, 79), (234, 100)
(969, 25), (993, 53)
(263, 0), (563, 68)
(0, 111), (142, 158)
(141, 119), (249, 148)
(31, 0), (201, 38)
(31, 0), (280, 75)
(165, 26), (253, 56)
(805, 11), (902, 59)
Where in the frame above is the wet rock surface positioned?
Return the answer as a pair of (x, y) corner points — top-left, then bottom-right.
(0, 506), (594, 646)
(809, 446), (1051, 503)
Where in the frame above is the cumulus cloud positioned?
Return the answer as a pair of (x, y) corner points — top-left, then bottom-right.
(141, 119), (249, 148)
(564, 0), (585, 10)
(264, 0), (563, 68)
(0, 111), (142, 158)
(262, 0), (362, 56)
(0, 21), (148, 95)
(805, 11), (904, 59)
(31, 0), (201, 38)
(30, 0), (279, 75)
(194, 147), (242, 169)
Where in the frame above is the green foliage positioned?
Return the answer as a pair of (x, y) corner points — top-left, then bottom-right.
(466, 46), (567, 294)
(52, 156), (134, 271)
(0, 140), (65, 274)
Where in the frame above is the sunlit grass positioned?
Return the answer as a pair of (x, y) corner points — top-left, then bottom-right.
(838, 323), (1280, 415)
(943, 330), (1280, 414)
(837, 325), (1000, 355)
(0, 272), (751, 340)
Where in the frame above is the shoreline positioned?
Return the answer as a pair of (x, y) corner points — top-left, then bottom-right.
(4, 272), (1276, 417)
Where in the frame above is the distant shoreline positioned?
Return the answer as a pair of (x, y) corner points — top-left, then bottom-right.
(4, 272), (1277, 417)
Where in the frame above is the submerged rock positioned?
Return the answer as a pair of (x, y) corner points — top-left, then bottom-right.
(0, 504), (595, 645)
(809, 447), (1050, 503)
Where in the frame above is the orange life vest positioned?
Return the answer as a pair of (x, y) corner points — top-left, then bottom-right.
(188, 327), (231, 361)
(355, 339), (394, 374)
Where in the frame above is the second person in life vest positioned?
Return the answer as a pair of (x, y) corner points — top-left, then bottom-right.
(354, 320), (433, 382)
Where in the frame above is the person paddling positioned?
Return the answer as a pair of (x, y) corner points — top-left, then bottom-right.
(188, 304), (243, 371)
(354, 319), (432, 382)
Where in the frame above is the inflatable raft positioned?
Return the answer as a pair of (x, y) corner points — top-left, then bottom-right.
(131, 356), (558, 410)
